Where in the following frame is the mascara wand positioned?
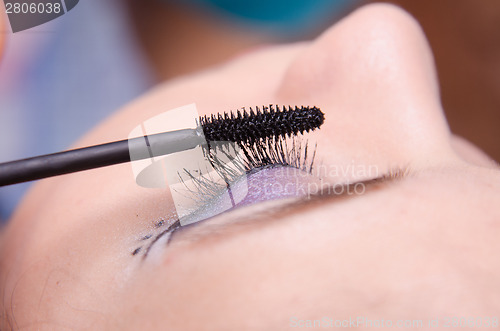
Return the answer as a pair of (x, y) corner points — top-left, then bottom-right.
(0, 105), (324, 187)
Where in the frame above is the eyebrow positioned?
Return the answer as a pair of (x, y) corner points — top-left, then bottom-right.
(165, 168), (409, 245)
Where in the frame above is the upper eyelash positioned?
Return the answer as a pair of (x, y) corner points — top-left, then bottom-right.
(232, 135), (315, 173)
(132, 135), (317, 259)
(181, 135), (317, 206)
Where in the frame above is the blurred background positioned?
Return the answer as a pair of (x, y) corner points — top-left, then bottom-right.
(0, 0), (498, 220)
(380, 0), (500, 168)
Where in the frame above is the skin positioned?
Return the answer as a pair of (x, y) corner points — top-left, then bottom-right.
(1, 4), (499, 330)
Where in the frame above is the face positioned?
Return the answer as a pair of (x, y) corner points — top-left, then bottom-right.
(1, 4), (499, 330)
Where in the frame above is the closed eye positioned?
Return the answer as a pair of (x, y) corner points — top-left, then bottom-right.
(134, 167), (409, 260)
(132, 135), (317, 258)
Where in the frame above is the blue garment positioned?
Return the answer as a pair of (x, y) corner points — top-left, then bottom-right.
(0, 0), (154, 221)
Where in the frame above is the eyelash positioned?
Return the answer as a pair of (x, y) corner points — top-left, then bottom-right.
(181, 135), (316, 206)
(132, 135), (317, 258)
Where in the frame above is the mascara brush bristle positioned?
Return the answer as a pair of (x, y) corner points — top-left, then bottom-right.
(200, 105), (324, 144)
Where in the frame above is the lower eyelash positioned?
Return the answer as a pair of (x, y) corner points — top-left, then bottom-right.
(131, 217), (180, 258)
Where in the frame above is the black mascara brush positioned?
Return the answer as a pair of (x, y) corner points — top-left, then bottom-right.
(0, 105), (324, 187)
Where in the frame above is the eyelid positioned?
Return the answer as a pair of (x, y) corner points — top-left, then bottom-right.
(137, 167), (410, 259)
(147, 168), (410, 255)
(138, 164), (313, 258)
(134, 124), (409, 259)
(171, 136), (317, 227)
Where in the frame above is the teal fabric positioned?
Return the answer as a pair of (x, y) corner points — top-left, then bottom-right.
(181, 0), (354, 34)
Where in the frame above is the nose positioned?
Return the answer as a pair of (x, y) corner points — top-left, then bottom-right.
(277, 3), (457, 170)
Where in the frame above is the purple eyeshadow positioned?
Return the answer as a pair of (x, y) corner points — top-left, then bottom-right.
(235, 166), (313, 207)
(178, 166), (316, 227)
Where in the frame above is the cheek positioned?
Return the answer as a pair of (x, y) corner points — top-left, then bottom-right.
(276, 4), (458, 170)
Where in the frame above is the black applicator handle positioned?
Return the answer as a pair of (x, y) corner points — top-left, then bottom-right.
(0, 105), (325, 187)
(0, 128), (204, 187)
